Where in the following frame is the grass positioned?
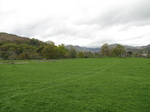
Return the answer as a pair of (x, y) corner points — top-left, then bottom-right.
(0, 57), (150, 112)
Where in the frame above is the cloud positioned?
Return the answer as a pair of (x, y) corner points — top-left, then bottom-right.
(77, 0), (150, 27)
(0, 0), (150, 47)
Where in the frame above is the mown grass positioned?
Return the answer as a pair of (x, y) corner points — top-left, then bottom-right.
(0, 58), (150, 112)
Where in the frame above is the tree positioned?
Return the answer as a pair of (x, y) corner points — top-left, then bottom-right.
(69, 47), (77, 58)
(0, 50), (2, 59)
(17, 52), (30, 60)
(21, 44), (37, 53)
(58, 44), (68, 58)
(28, 38), (40, 47)
(8, 47), (18, 63)
(0, 43), (20, 60)
(147, 54), (150, 58)
(84, 52), (94, 58)
(3, 54), (9, 60)
(100, 43), (110, 56)
(112, 44), (125, 57)
(36, 46), (44, 55)
(42, 44), (58, 59)
(127, 51), (132, 57)
(78, 51), (85, 58)
(46, 40), (55, 45)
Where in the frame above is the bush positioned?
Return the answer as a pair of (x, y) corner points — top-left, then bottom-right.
(17, 52), (30, 60)
(147, 54), (150, 58)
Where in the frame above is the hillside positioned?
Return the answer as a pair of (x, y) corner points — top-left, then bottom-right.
(0, 32), (149, 54)
(0, 32), (30, 43)
(107, 43), (150, 53)
(65, 45), (101, 53)
(0, 32), (46, 46)
(65, 44), (150, 53)
(140, 44), (150, 49)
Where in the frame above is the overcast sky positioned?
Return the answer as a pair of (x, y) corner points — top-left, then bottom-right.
(0, 0), (150, 47)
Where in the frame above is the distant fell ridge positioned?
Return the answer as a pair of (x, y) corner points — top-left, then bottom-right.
(0, 32), (30, 42)
(140, 44), (150, 49)
(66, 44), (150, 53)
(0, 32), (46, 46)
(65, 45), (101, 53)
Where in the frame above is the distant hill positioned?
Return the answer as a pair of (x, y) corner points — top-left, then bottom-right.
(108, 44), (140, 53)
(109, 43), (139, 49)
(0, 32), (30, 43)
(122, 44), (150, 53)
(140, 44), (150, 49)
(86, 47), (101, 52)
(0, 32), (46, 46)
(65, 43), (150, 53)
(139, 44), (150, 53)
(65, 45), (101, 53)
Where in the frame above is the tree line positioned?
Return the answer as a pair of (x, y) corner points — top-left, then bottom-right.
(0, 38), (101, 60)
(100, 43), (126, 57)
(0, 36), (149, 60)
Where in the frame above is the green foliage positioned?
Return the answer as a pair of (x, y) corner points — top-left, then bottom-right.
(0, 43), (20, 60)
(58, 44), (69, 58)
(0, 33), (86, 59)
(36, 46), (44, 54)
(20, 44), (37, 52)
(42, 44), (59, 59)
(127, 51), (132, 57)
(78, 51), (85, 58)
(0, 58), (150, 112)
(46, 40), (55, 45)
(100, 43), (125, 57)
(17, 52), (31, 60)
(0, 41), (4, 46)
(69, 47), (77, 58)
(147, 54), (150, 58)
(112, 44), (125, 57)
(0, 43), (19, 52)
(1, 32), (149, 60)
(84, 52), (94, 58)
(3, 54), (9, 60)
(100, 43), (110, 56)
(28, 38), (41, 47)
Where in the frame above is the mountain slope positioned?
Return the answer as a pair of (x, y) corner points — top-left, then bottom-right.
(0, 32), (46, 46)
(0, 32), (30, 42)
(65, 44), (150, 53)
(65, 45), (101, 52)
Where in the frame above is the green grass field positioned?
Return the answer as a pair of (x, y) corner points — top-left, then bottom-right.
(0, 58), (150, 112)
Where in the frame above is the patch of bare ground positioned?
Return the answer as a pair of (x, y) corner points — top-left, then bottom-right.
(0, 60), (59, 64)
(0, 62), (29, 64)
(36, 60), (59, 63)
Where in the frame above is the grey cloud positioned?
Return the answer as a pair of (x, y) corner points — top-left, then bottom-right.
(11, 17), (56, 37)
(87, 36), (116, 47)
(1, 0), (150, 47)
(11, 18), (79, 41)
(78, 0), (150, 27)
